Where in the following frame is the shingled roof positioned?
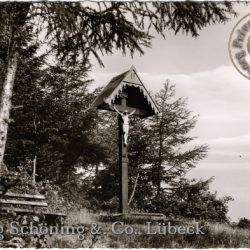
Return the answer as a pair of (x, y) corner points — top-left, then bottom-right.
(91, 66), (159, 117)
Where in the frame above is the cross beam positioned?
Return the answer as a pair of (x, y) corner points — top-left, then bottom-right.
(114, 105), (147, 116)
(96, 103), (147, 117)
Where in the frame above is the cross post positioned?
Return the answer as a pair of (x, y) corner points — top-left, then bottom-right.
(118, 96), (129, 216)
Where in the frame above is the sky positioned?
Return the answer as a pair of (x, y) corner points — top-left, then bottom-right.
(88, 4), (250, 221)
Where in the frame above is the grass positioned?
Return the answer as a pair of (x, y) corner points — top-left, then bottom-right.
(48, 209), (250, 248)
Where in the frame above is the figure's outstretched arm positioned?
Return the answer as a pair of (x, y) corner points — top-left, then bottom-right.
(128, 109), (136, 117)
(113, 105), (123, 116)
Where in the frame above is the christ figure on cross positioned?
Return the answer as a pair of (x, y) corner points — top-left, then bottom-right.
(113, 106), (135, 146)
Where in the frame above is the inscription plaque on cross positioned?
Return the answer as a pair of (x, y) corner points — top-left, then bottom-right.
(90, 66), (159, 216)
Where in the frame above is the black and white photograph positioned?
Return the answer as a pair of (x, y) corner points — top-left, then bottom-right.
(0, 1), (250, 248)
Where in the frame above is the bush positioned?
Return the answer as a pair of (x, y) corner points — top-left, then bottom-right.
(237, 217), (250, 229)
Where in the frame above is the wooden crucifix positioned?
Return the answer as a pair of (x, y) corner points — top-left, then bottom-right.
(113, 93), (135, 214)
(90, 66), (159, 216)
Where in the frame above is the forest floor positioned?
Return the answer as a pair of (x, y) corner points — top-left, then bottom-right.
(47, 209), (250, 248)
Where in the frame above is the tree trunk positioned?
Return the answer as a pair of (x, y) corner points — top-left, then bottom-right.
(95, 164), (99, 191)
(128, 173), (139, 206)
(0, 3), (31, 174)
(32, 155), (37, 186)
(0, 51), (18, 173)
(156, 120), (163, 198)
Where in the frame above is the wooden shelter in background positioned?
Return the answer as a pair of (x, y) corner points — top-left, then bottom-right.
(91, 65), (159, 216)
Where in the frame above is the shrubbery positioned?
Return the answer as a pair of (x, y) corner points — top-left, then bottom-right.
(237, 218), (250, 229)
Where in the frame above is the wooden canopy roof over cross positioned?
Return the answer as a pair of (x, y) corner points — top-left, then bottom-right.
(91, 66), (159, 118)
